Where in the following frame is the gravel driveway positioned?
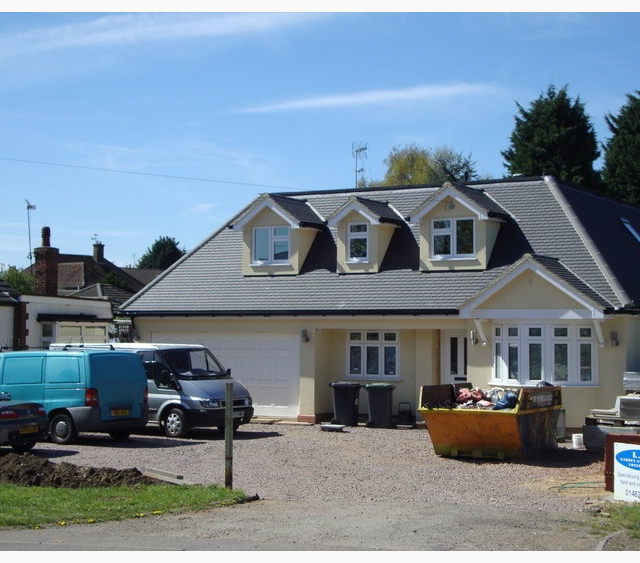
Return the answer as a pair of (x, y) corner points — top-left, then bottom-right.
(0, 421), (636, 551)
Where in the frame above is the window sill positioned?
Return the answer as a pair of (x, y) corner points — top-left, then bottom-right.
(430, 255), (476, 261)
(250, 261), (291, 267)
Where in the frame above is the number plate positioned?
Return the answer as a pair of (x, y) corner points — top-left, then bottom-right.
(233, 410), (244, 419)
(111, 409), (130, 417)
(19, 424), (38, 435)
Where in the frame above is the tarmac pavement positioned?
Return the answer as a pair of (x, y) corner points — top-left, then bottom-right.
(0, 498), (612, 552)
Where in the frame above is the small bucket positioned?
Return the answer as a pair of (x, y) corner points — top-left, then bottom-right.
(572, 433), (584, 449)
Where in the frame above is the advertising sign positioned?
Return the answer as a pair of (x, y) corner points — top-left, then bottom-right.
(613, 442), (640, 502)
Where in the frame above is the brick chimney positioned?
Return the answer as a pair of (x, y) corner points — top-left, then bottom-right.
(33, 226), (59, 296)
(93, 240), (105, 262)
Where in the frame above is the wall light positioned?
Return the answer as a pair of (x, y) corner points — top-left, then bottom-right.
(611, 331), (619, 347)
(469, 330), (478, 346)
(301, 329), (310, 343)
(445, 200), (456, 210)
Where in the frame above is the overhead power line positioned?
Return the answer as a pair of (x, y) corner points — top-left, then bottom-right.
(0, 155), (306, 192)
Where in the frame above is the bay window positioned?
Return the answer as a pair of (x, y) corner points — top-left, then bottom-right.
(493, 323), (596, 386)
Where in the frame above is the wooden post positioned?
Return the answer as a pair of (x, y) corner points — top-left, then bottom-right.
(225, 382), (233, 488)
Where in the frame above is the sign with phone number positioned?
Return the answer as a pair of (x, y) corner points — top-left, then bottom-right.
(614, 443), (640, 503)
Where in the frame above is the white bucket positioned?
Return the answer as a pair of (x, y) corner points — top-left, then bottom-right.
(572, 433), (584, 449)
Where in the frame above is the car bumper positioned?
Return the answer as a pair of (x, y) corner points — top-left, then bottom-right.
(69, 406), (149, 433)
(188, 406), (254, 428)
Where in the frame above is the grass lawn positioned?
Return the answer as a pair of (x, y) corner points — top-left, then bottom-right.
(0, 483), (247, 528)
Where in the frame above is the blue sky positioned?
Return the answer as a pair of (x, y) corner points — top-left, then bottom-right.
(1, 11), (639, 270)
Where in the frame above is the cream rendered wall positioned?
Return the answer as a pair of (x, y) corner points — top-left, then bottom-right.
(479, 270), (586, 310)
(334, 210), (396, 274)
(240, 208), (304, 276)
(134, 316), (461, 422)
(473, 271), (637, 430)
(418, 199), (495, 271)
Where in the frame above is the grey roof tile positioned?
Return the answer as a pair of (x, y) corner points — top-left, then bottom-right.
(122, 177), (640, 316)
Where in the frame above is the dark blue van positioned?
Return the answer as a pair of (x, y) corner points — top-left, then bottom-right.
(0, 349), (148, 444)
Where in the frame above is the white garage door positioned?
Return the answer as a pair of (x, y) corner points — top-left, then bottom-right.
(153, 332), (301, 418)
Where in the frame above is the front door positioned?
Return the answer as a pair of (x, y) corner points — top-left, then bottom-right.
(441, 330), (468, 385)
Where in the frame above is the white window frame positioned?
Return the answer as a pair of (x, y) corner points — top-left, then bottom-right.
(347, 222), (369, 263)
(431, 216), (475, 259)
(252, 226), (290, 264)
(347, 330), (398, 380)
(492, 322), (597, 386)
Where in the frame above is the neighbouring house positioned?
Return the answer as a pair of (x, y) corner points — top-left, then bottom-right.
(1, 227), (160, 350)
(120, 176), (640, 432)
(24, 227), (162, 342)
(0, 278), (19, 351)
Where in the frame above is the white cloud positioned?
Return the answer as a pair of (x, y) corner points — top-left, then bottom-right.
(0, 12), (325, 60)
(233, 83), (505, 113)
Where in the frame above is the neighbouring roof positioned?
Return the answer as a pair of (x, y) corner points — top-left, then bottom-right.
(67, 283), (136, 316)
(121, 176), (640, 317)
(55, 253), (147, 293)
(0, 278), (19, 306)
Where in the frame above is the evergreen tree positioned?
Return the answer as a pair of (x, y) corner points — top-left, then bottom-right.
(602, 89), (640, 205)
(501, 85), (600, 189)
(137, 236), (185, 270)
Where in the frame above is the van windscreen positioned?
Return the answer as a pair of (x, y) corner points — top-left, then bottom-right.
(160, 348), (228, 379)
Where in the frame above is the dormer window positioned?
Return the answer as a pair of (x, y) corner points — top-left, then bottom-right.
(431, 217), (475, 259)
(253, 226), (290, 264)
(348, 223), (369, 262)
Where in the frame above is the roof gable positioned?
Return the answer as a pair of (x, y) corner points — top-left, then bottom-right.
(410, 182), (510, 222)
(232, 193), (325, 230)
(328, 196), (405, 226)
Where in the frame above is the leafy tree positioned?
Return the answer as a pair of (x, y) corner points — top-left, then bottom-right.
(602, 89), (640, 205)
(100, 271), (130, 290)
(0, 265), (35, 294)
(501, 85), (601, 189)
(136, 236), (186, 270)
(367, 144), (478, 187)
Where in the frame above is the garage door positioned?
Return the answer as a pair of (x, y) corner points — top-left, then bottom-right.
(153, 332), (300, 418)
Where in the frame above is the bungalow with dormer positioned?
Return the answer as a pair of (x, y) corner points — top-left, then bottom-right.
(120, 176), (640, 432)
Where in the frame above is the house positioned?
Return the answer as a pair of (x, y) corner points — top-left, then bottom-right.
(24, 227), (162, 342)
(0, 278), (19, 351)
(120, 176), (640, 432)
(1, 227), (162, 350)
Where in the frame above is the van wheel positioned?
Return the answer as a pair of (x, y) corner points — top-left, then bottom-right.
(49, 413), (78, 445)
(11, 442), (36, 453)
(162, 408), (189, 438)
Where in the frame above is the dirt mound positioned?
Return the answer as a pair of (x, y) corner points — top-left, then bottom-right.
(0, 452), (158, 488)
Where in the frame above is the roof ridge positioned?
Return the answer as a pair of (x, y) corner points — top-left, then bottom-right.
(545, 176), (630, 308)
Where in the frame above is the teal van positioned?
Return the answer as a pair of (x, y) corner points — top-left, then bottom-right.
(0, 349), (148, 444)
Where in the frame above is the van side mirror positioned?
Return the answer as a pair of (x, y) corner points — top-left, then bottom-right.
(227, 368), (231, 376)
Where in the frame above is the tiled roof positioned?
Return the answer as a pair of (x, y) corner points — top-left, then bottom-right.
(67, 283), (135, 315)
(56, 253), (147, 293)
(268, 194), (326, 227)
(121, 176), (640, 317)
(0, 278), (19, 305)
